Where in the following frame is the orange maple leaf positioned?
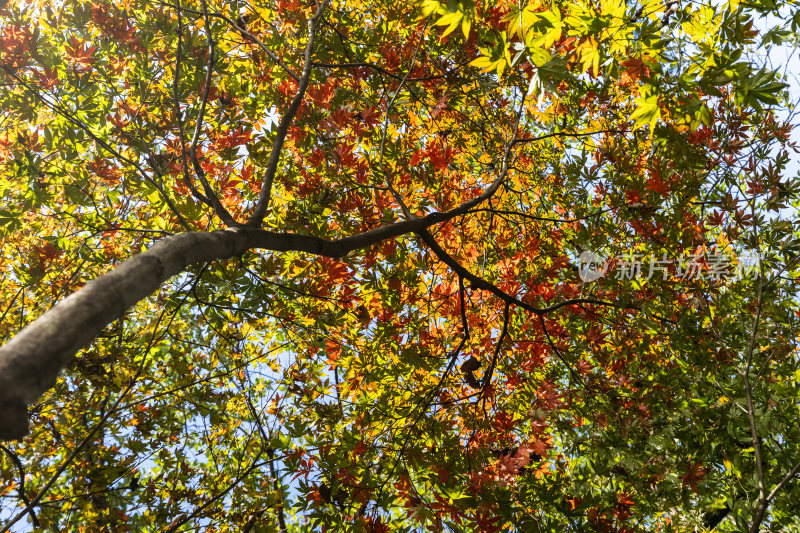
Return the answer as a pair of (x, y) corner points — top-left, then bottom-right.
(620, 57), (650, 83)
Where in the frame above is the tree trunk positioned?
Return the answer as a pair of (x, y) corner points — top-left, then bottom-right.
(0, 218), (437, 440)
(0, 228), (324, 439)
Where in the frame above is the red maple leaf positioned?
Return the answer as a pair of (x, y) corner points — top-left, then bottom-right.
(357, 106), (381, 127)
(432, 93), (448, 117)
(680, 460), (708, 492)
(492, 410), (517, 432)
(65, 37), (97, 68)
(621, 57), (650, 82)
(613, 491), (636, 520)
(706, 210), (725, 227)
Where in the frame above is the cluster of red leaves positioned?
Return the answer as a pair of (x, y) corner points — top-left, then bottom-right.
(409, 139), (454, 171)
(91, 3), (139, 48)
(0, 24), (34, 68)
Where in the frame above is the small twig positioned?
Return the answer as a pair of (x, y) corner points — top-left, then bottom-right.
(0, 287), (24, 326)
(745, 204), (767, 533)
(539, 314), (582, 385)
(479, 302), (511, 406)
(0, 443), (40, 527)
(513, 128), (628, 145)
(187, 0), (239, 227)
(172, 0), (212, 207)
(464, 206), (614, 224)
(376, 19), (429, 219)
(313, 60), (466, 82)
(458, 276), (470, 338)
(247, 0), (331, 226)
(765, 458), (800, 503)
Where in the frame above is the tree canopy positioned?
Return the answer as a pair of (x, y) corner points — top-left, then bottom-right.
(1, 0), (800, 530)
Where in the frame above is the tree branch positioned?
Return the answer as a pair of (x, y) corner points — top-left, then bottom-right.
(172, 0), (213, 208)
(246, 0), (330, 226)
(0, 443), (39, 527)
(187, 0), (240, 227)
(0, 193), (632, 441)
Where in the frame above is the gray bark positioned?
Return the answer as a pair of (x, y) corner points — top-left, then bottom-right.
(0, 221), (429, 440)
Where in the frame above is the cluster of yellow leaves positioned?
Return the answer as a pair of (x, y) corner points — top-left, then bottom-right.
(420, 0), (474, 39)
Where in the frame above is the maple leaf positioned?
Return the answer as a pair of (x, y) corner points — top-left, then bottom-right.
(428, 145), (453, 171)
(620, 57), (650, 83)
(0, 132), (12, 161)
(706, 210), (726, 227)
(65, 37), (97, 68)
(409, 148), (426, 167)
(576, 359), (593, 375)
(33, 66), (59, 89)
(680, 461), (708, 492)
(535, 380), (564, 411)
(0, 0), (798, 531)
(564, 496), (582, 511)
(632, 85), (661, 131)
(529, 438), (550, 457)
(613, 492), (636, 520)
(325, 341), (342, 364)
(357, 106), (381, 127)
(432, 93), (449, 117)
(0, 25), (33, 67)
(34, 242), (62, 263)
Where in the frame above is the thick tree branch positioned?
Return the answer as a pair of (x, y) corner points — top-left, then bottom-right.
(0, 186), (635, 441)
(0, 216), (419, 440)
